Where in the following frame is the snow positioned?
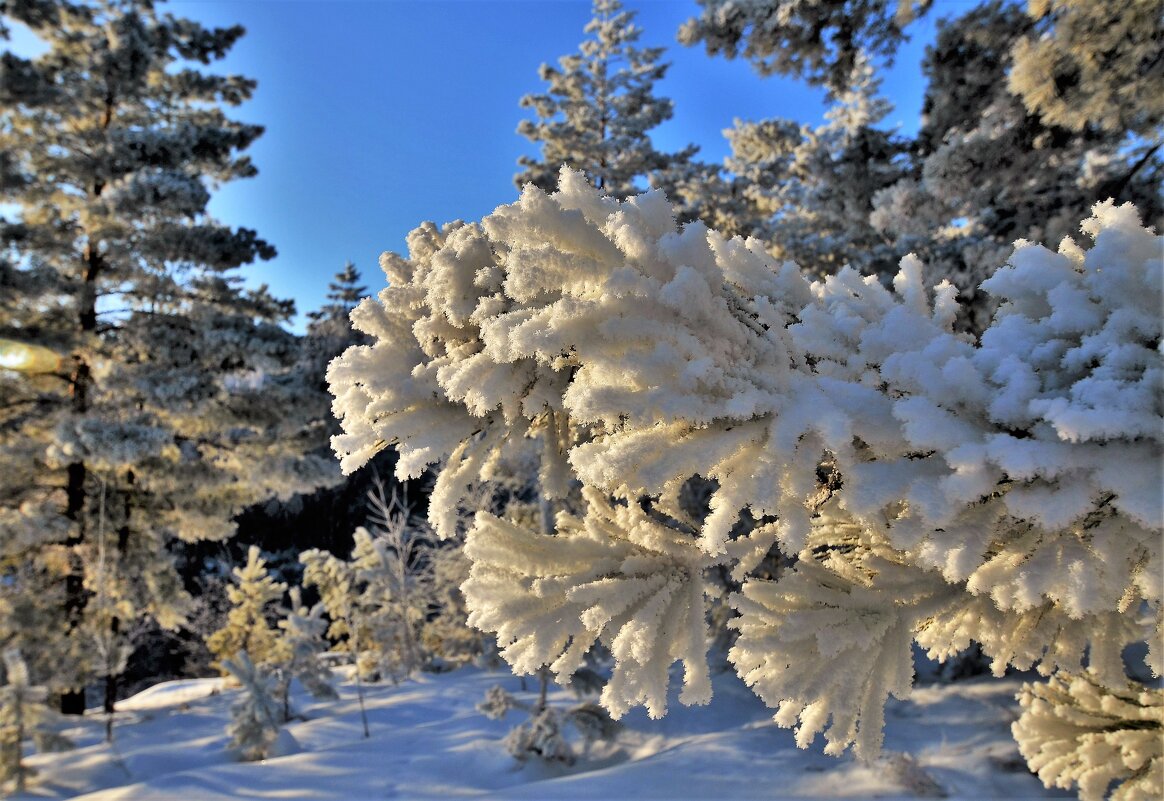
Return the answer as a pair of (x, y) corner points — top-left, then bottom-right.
(18, 666), (1071, 800)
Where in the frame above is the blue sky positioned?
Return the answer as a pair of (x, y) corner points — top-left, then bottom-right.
(36, 0), (944, 329)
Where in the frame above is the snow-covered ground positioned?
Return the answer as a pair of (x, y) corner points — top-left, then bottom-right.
(18, 666), (1071, 800)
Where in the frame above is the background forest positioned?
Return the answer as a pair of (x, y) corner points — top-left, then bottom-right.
(0, 1), (1160, 799)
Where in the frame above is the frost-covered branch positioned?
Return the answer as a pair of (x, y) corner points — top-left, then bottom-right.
(328, 170), (1161, 795)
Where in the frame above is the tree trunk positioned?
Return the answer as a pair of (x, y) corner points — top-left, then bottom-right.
(101, 469), (134, 728)
(103, 620), (121, 720)
(60, 79), (113, 713)
(536, 668), (549, 714)
(60, 240), (102, 716)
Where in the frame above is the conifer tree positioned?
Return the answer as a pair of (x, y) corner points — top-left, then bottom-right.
(207, 546), (287, 672)
(302, 483), (437, 683)
(273, 587), (336, 722)
(328, 169), (1162, 801)
(306, 262), (366, 339)
(679, 0), (933, 97)
(680, 0), (1162, 334)
(478, 682), (618, 766)
(698, 53), (909, 280)
(515, 0), (698, 200)
(1013, 671), (1163, 801)
(1007, 0), (1163, 137)
(0, 0), (335, 712)
(303, 262), (368, 402)
(869, 0), (1162, 332)
(222, 651), (282, 762)
(0, 648), (68, 793)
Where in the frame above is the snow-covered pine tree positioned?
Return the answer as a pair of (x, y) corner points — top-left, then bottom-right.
(350, 481), (436, 680)
(1013, 671), (1162, 801)
(272, 587), (336, 722)
(303, 262), (368, 399)
(1007, 0), (1163, 137)
(678, 0), (933, 97)
(421, 538), (483, 668)
(870, 0), (1162, 334)
(207, 546), (287, 673)
(703, 52), (909, 280)
(327, 169), (1162, 801)
(680, 0), (1162, 333)
(222, 651), (282, 762)
(515, 0), (699, 202)
(0, 648), (69, 793)
(363, 481), (436, 678)
(0, 0), (336, 714)
(478, 682), (618, 766)
(298, 548), (355, 654)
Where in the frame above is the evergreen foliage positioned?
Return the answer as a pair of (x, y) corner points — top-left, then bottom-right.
(680, 0), (1162, 334)
(678, 0), (934, 96)
(222, 651), (282, 762)
(872, 0), (1162, 332)
(304, 262), (368, 402)
(1007, 0), (1163, 137)
(478, 682), (619, 766)
(0, 0), (336, 712)
(684, 52), (909, 280)
(301, 480), (448, 682)
(1014, 671), (1162, 801)
(207, 546), (287, 672)
(328, 168), (1162, 800)
(0, 648), (69, 793)
(515, 0), (698, 201)
(276, 587), (336, 705)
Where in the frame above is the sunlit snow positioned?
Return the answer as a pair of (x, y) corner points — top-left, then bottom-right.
(18, 666), (1071, 801)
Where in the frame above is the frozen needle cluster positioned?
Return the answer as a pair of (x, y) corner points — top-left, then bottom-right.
(329, 170), (1161, 795)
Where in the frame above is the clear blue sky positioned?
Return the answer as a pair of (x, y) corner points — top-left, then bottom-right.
(59, 1), (945, 329)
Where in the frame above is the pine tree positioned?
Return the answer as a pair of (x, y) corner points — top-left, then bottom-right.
(302, 262), (368, 420)
(515, 0), (698, 200)
(680, 0), (1162, 333)
(0, 0), (336, 713)
(702, 53), (909, 280)
(0, 648), (69, 793)
(1007, 0), (1163, 137)
(872, 1), (1161, 333)
(273, 586), (336, 722)
(302, 481), (437, 683)
(328, 170), (1162, 800)
(478, 682), (619, 766)
(1013, 671), (1162, 801)
(678, 0), (933, 97)
(222, 651), (282, 762)
(421, 541), (483, 668)
(206, 546), (287, 672)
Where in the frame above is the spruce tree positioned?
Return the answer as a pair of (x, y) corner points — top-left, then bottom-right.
(306, 262), (366, 340)
(0, 0), (335, 713)
(515, 0), (698, 200)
